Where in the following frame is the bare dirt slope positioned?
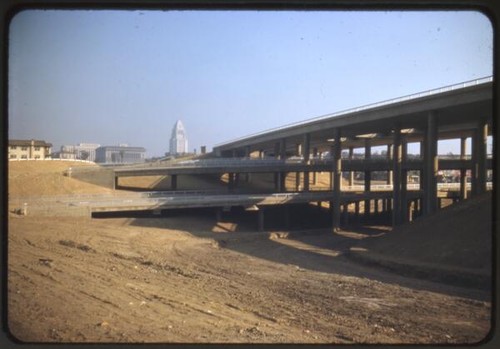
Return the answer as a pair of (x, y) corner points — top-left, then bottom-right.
(6, 161), (493, 344)
(349, 193), (492, 287)
(8, 161), (113, 197)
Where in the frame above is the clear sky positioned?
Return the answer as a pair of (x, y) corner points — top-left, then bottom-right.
(8, 9), (493, 157)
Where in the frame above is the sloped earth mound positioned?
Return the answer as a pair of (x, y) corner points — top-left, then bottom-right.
(347, 193), (493, 289)
(8, 160), (113, 197)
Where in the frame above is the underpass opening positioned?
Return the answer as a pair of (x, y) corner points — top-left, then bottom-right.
(90, 202), (393, 232)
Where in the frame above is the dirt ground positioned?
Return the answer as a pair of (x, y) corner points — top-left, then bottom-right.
(5, 161), (493, 344)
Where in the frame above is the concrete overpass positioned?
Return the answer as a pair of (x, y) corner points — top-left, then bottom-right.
(90, 77), (494, 231)
(212, 76), (493, 230)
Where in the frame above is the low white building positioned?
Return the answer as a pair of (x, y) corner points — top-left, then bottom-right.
(60, 143), (100, 162)
(95, 145), (146, 164)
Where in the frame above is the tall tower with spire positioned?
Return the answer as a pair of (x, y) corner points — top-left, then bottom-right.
(169, 120), (188, 156)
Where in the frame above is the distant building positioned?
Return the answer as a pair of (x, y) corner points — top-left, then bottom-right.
(60, 143), (100, 162)
(169, 120), (188, 156)
(95, 145), (146, 164)
(8, 139), (52, 160)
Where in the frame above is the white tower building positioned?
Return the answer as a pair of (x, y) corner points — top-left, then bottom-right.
(169, 120), (188, 156)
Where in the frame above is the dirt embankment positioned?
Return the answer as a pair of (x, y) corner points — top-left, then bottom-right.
(8, 161), (112, 197)
(349, 192), (492, 288)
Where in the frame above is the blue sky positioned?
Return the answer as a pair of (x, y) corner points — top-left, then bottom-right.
(8, 9), (493, 157)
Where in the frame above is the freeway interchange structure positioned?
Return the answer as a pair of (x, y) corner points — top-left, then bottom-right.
(108, 77), (494, 230)
(34, 77), (494, 231)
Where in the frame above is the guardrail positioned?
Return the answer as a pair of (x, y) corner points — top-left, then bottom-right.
(83, 191), (343, 209)
(111, 154), (492, 172)
(114, 157), (306, 171)
(215, 76), (493, 147)
(10, 181), (493, 206)
(9, 181), (493, 216)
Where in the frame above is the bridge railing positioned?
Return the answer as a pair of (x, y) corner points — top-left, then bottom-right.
(11, 180), (493, 206)
(114, 157), (304, 171)
(109, 152), (492, 172)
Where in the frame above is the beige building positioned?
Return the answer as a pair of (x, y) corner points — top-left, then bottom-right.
(8, 139), (52, 160)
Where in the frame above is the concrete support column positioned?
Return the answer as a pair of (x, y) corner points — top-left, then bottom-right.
(303, 173), (310, 191)
(277, 172), (286, 192)
(413, 199), (418, 219)
(280, 139), (287, 160)
(302, 133), (311, 164)
(312, 147), (318, 185)
(364, 200), (370, 220)
(387, 144), (393, 185)
(234, 173), (240, 188)
(342, 204), (349, 226)
(274, 142), (280, 159)
(244, 146), (251, 182)
(228, 173), (235, 192)
(296, 143), (302, 156)
(364, 140), (371, 220)
(401, 138), (408, 223)
(295, 172), (301, 191)
(423, 111), (438, 215)
(460, 137), (468, 200)
(348, 146), (355, 187)
(303, 133), (311, 191)
(472, 120), (488, 196)
(171, 174), (178, 190)
(258, 208), (264, 232)
(332, 128), (342, 231)
(392, 127), (402, 226)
